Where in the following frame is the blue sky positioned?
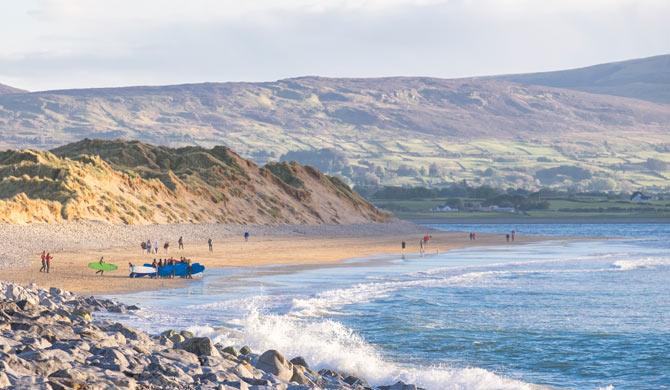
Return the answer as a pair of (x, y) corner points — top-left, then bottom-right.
(1, 0), (668, 91)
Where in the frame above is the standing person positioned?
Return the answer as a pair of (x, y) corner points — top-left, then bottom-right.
(244, 231), (250, 242)
(506, 234), (510, 243)
(178, 236), (184, 250)
(164, 241), (169, 254)
(186, 259), (193, 279)
(39, 251), (47, 273)
(401, 241), (406, 259)
(208, 238), (213, 252)
(154, 240), (159, 254)
(95, 256), (105, 276)
(45, 253), (52, 273)
(419, 239), (425, 256)
(151, 259), (158, 278)
(146, 240), (152, 254)
(511, 230), (516, 242)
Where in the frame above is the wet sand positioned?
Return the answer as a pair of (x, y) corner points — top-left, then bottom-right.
(0, 225), (545, 294)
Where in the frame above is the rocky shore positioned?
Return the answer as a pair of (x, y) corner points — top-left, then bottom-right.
(0, 281), (423, 390)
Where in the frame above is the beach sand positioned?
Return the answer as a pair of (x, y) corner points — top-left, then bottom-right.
(0, 222), (543, 294)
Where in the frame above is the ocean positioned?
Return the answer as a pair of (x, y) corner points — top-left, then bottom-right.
(106, 223), (670, 389)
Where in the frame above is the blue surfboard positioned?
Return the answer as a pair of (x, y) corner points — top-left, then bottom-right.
(146, 262), (204, 277)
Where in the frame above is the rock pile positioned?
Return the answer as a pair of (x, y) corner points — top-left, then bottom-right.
(0, 281), (424, 389)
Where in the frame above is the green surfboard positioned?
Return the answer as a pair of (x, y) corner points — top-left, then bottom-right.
(87, 262), (118, 272)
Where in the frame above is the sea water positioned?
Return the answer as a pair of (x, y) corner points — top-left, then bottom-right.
(106, 224), (670, 389)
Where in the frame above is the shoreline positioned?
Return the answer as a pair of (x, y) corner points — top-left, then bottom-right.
(0, 221), (550, 295)
(0, 281), (427, 389)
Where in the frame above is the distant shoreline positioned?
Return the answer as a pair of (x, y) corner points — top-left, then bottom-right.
(408, 217), (670, 224)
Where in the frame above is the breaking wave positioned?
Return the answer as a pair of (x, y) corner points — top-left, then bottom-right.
(188, 306), (541, 390)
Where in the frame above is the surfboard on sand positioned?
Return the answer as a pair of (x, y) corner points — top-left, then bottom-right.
(87, 262), (118, 272)
(129, 265), (156, 277)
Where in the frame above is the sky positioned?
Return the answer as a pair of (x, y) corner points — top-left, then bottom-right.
(0, 0), (668, 91)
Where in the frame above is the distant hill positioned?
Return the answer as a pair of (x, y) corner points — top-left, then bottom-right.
(0, 55), (669, 191)
(0, 139), (388, 224)
(0, 83), (26, 95)
(1, 76), (667, 151)
(495, 54), (670, 104)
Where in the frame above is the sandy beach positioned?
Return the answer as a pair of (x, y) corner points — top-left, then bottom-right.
(0, 221), (546, 294)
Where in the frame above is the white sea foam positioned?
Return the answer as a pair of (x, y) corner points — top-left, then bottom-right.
(290, 267), (611, 318)
(290, 271), (501, 317)
(612, 257), (670, 271)
(187, 306), (541, 390)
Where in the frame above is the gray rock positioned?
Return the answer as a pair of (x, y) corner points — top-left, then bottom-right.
(179, 336), (221, 358)
(255, 350), (293, 382)
(107, 322), (148, 343)
(221, 379), (250, 389)
(344, 374), (368, 387)
(379, 381), (419, 390)
(240, 346), (252, 355)
(290, 365), (315, 386)
(73, 309), (92, 322)
(0, 371), (10, 388)
(222, 345), (239, 357)
(289, 356), (309, 368)
(91, 348), (130, 371)
(170, 333), (186, 344)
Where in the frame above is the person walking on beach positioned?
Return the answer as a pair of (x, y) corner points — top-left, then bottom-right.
(511, 230), (516, 242)
(146, 240), (152, 254)
(164, 241), (169, 254)
(208, 238), (213, 252)
(244, 231), (250, 242)
(178, 236), (184, 250)
(401, 241), (406, 259)
(45, 253), (52, 273)
(419, 239), (425, 256)
(39, 251), (47, 273)
(506, 234), (510, 243)
(95, 256), (106, 276)
(154, 240), (159, 254)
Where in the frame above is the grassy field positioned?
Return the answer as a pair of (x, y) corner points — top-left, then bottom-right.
(373, 196), (670, 221)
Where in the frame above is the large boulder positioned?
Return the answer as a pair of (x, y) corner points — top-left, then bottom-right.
(179, 337), (221, 358)
(255, 349), (293, 382)
(379, 381), (420, 390)
(91, 348), (130, 371)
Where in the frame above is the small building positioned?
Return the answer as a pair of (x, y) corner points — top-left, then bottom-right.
(432, 205), (458, 212)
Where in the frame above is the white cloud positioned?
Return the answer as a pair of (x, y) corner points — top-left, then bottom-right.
(0, 0), (668, 90)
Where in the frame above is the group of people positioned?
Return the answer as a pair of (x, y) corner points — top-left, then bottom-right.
(141, 239), (170, 254)
(148, 257), (194, 279)
(400, 234), (433, 258)
(39, 251), (53, 273)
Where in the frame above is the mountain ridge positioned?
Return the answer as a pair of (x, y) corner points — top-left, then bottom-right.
(493, 54), (670, 104)
(0, 83), (27, 95)
(1, 55), (669, 191)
